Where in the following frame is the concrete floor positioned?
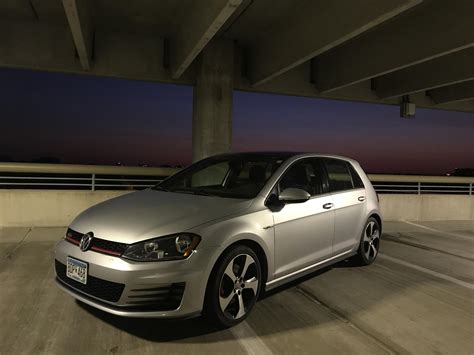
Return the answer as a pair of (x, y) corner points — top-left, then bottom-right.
(0, 221), (473, 354)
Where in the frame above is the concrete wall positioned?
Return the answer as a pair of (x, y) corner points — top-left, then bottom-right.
(0, 190), (130, 227)
(0, 190), (473, 227)
(379, 194), (474, 221)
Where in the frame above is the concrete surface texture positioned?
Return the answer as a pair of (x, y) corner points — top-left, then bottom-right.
(0, 221), (473, 354)
(192, 39), (234, 162)
(378, 194), (474, 221)
(1, 190), (473, 227)
(0, 190), (129, 227)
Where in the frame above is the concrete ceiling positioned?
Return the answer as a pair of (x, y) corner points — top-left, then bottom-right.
(0, 0), (473, 112)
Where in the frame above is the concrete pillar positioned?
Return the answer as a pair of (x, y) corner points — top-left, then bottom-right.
(192, 39), (234, 162)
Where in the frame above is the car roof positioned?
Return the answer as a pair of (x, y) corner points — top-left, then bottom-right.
(213, 151), (357, 163)
(210, 151), (298, 160)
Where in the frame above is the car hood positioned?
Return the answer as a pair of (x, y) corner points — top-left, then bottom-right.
(69, 189), (253, 243)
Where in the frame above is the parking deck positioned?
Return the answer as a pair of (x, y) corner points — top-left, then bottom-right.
(1, 221), (473, 354)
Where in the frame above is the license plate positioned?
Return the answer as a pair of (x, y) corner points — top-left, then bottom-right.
(66, 257), (88, 285)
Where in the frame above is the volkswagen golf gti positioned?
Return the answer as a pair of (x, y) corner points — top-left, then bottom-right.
(55, 152), (381, 327)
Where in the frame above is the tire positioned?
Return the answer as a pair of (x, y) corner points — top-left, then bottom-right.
(353, 217), (381, 266)
(204, 245), (262, 328)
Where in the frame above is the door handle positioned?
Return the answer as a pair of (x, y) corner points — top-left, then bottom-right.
(323, 203), (334, 209)
(358, 196), (366, 202)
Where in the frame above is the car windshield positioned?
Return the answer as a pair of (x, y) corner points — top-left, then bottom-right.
(153, 154), (291, 199)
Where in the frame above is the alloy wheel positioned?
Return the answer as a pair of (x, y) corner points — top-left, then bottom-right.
(219, 253), (259, 320)
(363, 221), (380, 261)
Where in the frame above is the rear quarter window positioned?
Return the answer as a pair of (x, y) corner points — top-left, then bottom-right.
(347, 163), (365, 188)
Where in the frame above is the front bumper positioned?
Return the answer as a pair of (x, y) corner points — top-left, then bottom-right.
(54, 239), (213, 318)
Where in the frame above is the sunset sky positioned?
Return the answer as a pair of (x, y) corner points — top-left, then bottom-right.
(1, 68), (473, 174)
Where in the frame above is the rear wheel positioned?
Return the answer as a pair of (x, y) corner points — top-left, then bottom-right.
(353, 217), (380, 265)
(204, 245), (262, 327)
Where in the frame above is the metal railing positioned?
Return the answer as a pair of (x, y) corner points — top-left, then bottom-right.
(368, 174), (473, 195)
(0, 162), (472, 195)
(0, 163), (179, 191)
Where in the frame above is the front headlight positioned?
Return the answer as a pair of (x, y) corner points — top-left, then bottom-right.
(122, 233), (201, 262)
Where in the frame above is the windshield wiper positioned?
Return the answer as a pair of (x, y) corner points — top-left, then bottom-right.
(169, 189), (216, 197)
(152, 186), (170, 192)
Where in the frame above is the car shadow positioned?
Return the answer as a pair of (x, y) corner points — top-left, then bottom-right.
(77, 262), (340, 342)
(77, 234), (437, 344)
(77, 301), (225, 341)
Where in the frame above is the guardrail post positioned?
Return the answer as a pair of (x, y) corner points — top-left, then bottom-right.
(417, 182), (421, 195)
(91, 174), (95, 191)
(470, 183), (472, 196)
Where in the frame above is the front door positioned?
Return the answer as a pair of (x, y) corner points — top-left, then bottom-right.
(272, 158), (335, 278)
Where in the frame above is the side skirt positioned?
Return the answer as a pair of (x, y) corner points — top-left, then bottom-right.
(265, 250), (356, 291)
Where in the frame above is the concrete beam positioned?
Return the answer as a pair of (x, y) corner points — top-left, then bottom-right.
(62, 0), (93, 70)
(250, 0), (419, 86)
(375, 48), (474, 99)
(171, 0), (242, 79)
(192, 40), (234, 161)
(0, 21), (194, 84)
(234, 53), (474, 113)
(313, 0), (474, 92)
(428, 80), (474, 104)
(0, 21), (472, 113)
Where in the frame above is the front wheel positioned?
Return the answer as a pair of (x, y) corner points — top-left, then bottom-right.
(204, 245), (262, 327)
(353, 217), (381, 265)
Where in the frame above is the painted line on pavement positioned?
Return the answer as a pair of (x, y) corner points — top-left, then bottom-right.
(402, 221), (473, 241)
(379, 254), (474, 290)
(230, 320), (273, 355)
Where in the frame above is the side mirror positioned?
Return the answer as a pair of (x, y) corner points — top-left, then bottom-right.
(279, 187), (310, 203)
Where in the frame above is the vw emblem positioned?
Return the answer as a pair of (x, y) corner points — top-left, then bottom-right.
(79, 232), (93, 252)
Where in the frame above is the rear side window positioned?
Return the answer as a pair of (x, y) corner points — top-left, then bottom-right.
(324, 159), (353, 192)
(348, 164), (364, 188)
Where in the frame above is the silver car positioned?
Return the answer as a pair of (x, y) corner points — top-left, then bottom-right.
(55, 152), (381, 327)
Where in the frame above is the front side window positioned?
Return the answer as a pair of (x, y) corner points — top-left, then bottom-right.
(154, 154), (288, 199)
(325, 158), (354, 192)
(278, 158), (325, 196)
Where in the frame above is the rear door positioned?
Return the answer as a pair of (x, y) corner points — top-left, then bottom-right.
(324, 158), (367, 253)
